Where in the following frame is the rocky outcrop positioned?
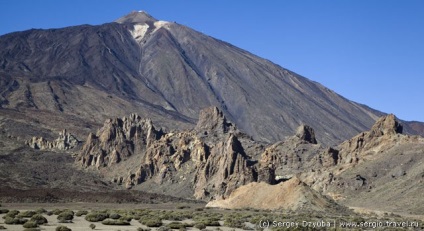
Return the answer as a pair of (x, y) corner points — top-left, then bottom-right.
(77, 113), (163, 168)
(337, 114), (405, 165)
(26, 129), (79, 151)
(296, 124), (318, 144)
(76, 108), (258, 199)
(258, 125), (323, 184)
(206, 176), (346, 213)
(195, 106), (235, 138)
(75, 109), (424, 214)
(194, 134), (257, 200)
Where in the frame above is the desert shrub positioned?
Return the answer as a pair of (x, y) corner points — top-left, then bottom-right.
(167, 221), (192, 229)
(120, 215), (133, 222)
(23, 221), (39, 228)
(195, 217), (220, 227)
(23, 229), (41, 231)
(52, 209), (63, 215)
(46, 211), (53, 216)
(194, 213), (221, 227)
(157, 226), (170, 231)
(89, 223), (96, 229)
(224, 217), (243, 228)
(18, 211), (37, 218)
(6, 210), (19, 218)
(137, 228), (151, 231)
(30, 214), (48, 225)
(4, 216), (28, 224)
(101, 219), (130, 225)
(76, 210), (88, 216)
(194, 222), (207, 230)
(57, 211), (74, 221)
(0, 209), (9, 214)
(109, 213), (121, 219)
(0, 225), (6, 229)
(140, 217), (163, 227)
(195, 208), (204, 211)
(85, 212), (108, 222)
(35, 208), (47, 214)
(56, 225), (72, 231)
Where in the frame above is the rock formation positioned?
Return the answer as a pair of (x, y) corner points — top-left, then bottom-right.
(337, 114), (406, 165)
(195, 107), (235, 138)
(77, 113), (163, 168)
(26, 129), (79, 151)
(296, 124), (318, 144)
(77, 107), (257, 199)
(76, 109), (424, 214)
(206, 176), (346, 213)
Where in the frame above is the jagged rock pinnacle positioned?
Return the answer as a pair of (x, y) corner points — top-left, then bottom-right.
(296, 124), (317, 144)
(369, 114), (403, 136)
(195, 106), (234, 136)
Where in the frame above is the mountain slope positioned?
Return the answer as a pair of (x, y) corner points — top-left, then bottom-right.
(0, 11), (422, 145)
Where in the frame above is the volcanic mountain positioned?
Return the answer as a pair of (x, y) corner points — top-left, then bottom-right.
(0, 11), (422, 146)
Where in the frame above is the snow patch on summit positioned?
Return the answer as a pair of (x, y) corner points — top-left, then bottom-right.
(153, 21), (171, 33)
(130, 23), (149, 42)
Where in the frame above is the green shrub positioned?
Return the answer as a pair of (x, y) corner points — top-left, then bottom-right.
(167, 221), (192, 229)
(101, 219), (130, 225)
(137, 228), (151, 231)
(141, 218), (162, 227)
(120, 215), (132, 222)
(30, 214), (48, 225)
(224, 217), (243, 228)
(52, 209), (63, 215)
(85, 212), (108, 222)
(109, 213), (121, 219)
(35, 208), (47, 214)
(6, 210), (19, 218)
(76, 210), (88, 216)
(57, 211), (74, 221)
(0, 209), (9, 214)
(18, 211), (37, 218)
(56, 225), (72, 231)
(89, 223), (96, 229)
(194, 222), (207, 230)
(157, 227), (170, 231)
(4, 216), (28, 224)
(23, 221), (39, 228)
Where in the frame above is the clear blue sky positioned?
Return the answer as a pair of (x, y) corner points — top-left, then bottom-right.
(1, 0), (423, 122)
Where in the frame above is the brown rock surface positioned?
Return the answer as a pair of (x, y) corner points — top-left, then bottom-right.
(77, 113), (163, 168)
(206, 177), (344, 212)
(76, 107), (258, 199)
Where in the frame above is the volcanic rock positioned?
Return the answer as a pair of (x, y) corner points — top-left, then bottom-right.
(296, 124), (317, 144)
(206, 177), (345, 212)
(26, 129), (79, 151)
(77, 113), (163, 168)
(3, 11), (423, 148)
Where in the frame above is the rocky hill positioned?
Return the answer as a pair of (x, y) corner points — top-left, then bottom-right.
(206, 177), (345, 213)
(1, 11), (422, 146)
